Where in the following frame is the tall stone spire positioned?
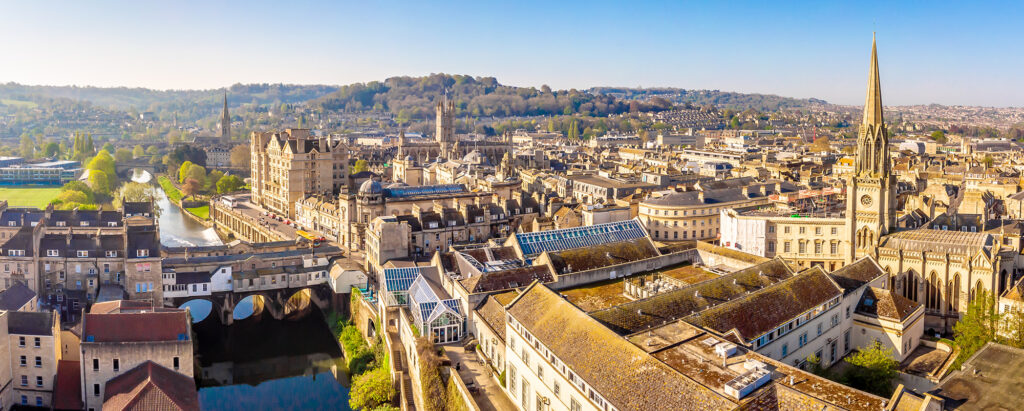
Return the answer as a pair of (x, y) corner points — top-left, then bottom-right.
(220, 91), (231, 141)
(863, 33), (883, 127)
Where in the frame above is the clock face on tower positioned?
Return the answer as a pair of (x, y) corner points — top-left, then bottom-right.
(860, 195), (873, 206)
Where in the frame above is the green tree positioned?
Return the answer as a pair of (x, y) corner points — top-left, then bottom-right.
(85, 134), (96, 154)
(51, 190), (89, 210)
(352, 160), (369, 174)
(216, 175), (245, 194)
(982, 154), (994, 168)
(132, 145), (145, 158)
(842, 340), (899, 397)
(730, 116), (741, 129)
(114, 148), (133, 163)
(567, 119), (580, 142)
(348, 367), (395, 410)
(953, 289), (1001, 369)
(230, 145), (250, 169)
(930, 130), (947, 143)
(113, 182), (158, 213)
(87, 170), (111, 194)
(19, 134), (35, 158)
(186, 165), (207, 186)
(42, 142), (60, 157)
(178, 161), (194, 183)
(145, 145), (159, 155)
(86, 150), (118, 188)
(61, 181), (95, 203)
(206, 170), (224, 193)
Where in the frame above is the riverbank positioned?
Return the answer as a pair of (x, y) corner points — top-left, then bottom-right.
(327, 292), (398, 411)
(156, 175), (212, 225)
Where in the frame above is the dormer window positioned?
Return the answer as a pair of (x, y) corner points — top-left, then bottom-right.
(137, 249), (149, 257)
(80, 221), (89, 227)
(6, 221), (14, 227)
(428, 222), (439, 229)
(8, 250), (24, 257)
(448, 220), (456, 227)
(107, 222), (117, 227)
(56, 221), (65, 227)
(46, 250), (58, 257)
(105, 251), (117, 258)
(77, 251), (88, 258)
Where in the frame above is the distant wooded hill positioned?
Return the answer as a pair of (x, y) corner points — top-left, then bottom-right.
(589, 87), (828, 111)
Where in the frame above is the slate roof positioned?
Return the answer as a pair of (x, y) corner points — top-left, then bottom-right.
(590, 258), (795, 335)
(8, 311), (53, 336)
(828, 257), (885, 295)
(879, 228), (993, 257)
(103, 361), (199, 411)
(0, 282), (36, 310)
(506, 282), (736, 411)
(685, 267), (842, 342)
(856, 287), (921, 322)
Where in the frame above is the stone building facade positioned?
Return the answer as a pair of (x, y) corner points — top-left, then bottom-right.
(249, 129), (349, 219)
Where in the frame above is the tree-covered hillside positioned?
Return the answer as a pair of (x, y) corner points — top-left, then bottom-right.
(314, 73), (673, 122)
(589, 87), (827, 112)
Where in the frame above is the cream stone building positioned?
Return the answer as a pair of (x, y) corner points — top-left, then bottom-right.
(249, 128), (349, 219)
(639, 181), (797, 242)
(8, 311), (60, 408)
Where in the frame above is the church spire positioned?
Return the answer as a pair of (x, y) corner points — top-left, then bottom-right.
(863, 33), (883, 127)
(220, 91), (231, 140)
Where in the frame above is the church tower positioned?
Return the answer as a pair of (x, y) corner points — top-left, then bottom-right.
(221, 91), (231, 141)
(435, 93), (455, 158)
(847, 34), (898, 262)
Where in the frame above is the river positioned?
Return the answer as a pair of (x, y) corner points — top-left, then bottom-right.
(193, 309), (352, 411)
(129, 168), (352, 410)
(130, 169), (223, 247)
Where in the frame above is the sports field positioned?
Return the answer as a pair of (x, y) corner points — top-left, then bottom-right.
(0, 187), (61, 208)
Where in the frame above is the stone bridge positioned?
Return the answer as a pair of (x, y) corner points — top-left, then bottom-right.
(172, 283), (333, 326)
(114, 157), (158, 178)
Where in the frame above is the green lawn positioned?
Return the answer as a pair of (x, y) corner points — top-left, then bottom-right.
(0, 99), (38, 108)
(186, 205), (210, 220)
(0, 187), (61, 208)
(157, 176), (183, 202)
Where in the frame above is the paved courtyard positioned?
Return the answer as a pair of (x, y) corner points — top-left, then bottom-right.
(445, 344), (515, 411)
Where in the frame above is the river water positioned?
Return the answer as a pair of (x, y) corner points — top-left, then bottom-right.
(129, 169), (352, 410)
(130, 170), (223, 247)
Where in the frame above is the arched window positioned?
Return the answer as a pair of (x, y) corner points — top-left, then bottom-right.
(949, 274), (961, 313)
(974, 280), (985, 302)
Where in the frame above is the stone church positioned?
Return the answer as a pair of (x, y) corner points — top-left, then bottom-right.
(392, 94), (513, 185)
(845, 36), (1018, 333)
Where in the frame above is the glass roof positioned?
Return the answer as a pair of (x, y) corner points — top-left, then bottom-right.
(514, 218), (648, 256)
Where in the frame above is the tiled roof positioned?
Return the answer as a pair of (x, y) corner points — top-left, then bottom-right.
(1003, 276), (1024, 303)
(507, 282), (736, 411)
(547, 237), (659, 273)
(856, 287), (921, 322)
(473, 291), (518, 341)
(459, 265), (553, 294)
(103, 361), (199, 411)
(90, 300), (156, 314)
(590, 258), (794, 334)
(83, 311), (189, 343)
(54, 360), (83, 410)
(685, 267), (842, 342)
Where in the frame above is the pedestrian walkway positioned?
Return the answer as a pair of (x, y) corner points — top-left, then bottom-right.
(445, 345), (516, 411)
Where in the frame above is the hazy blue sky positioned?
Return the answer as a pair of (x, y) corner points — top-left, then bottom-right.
(1, 1), (1022, 106)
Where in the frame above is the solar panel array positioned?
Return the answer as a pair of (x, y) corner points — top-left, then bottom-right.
(384, 184), (465, 198)
(383, 267), (421, 293)
(515, 219), (648, 256)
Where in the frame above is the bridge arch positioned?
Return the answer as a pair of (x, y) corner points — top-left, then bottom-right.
(179, 299), (216, 323)
(234, 294), (268, 321)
